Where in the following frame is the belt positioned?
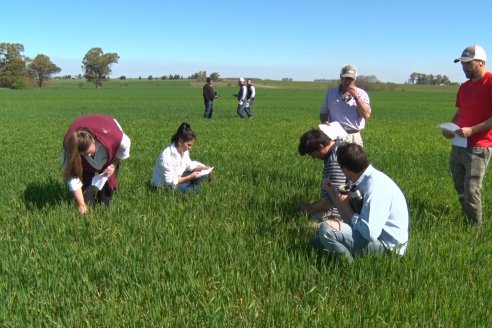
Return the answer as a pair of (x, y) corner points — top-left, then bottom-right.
(345, 129), (360, 134)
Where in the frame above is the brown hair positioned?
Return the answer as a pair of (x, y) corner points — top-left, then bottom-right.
(336, 143), (369, 174)
(63, 128), (94, 181)
(298, 128), (332, 156)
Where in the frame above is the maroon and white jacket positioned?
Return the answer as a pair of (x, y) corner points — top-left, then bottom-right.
(63, 115), (130, 190)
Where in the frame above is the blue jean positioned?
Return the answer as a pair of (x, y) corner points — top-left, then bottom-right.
(315, 221), (385, 263)
(244, 99), (254, 117)
(237, 103), (251, 118)
(175, 172), (208, 193)
(204, 100), (214, 119)
(450, 146), (491, 225)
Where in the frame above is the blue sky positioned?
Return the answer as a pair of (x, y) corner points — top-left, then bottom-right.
(3, 0), (492, 83)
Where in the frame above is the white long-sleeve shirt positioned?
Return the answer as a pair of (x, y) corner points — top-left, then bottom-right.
(150, 143), (203, 188)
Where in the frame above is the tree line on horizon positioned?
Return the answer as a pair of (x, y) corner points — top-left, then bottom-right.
(1, 42), (456, 90)
(0, 42), (119, 89)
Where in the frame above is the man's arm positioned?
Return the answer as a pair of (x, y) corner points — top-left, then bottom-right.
(457, 116), (492, 138)
(348, 86), (371, 119)
(354, 97), (371, 119)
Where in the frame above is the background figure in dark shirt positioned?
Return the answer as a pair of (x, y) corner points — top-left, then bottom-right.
(203, 77), (217, 119)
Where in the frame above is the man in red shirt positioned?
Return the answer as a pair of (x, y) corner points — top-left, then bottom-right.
(443, 45), (492, 226)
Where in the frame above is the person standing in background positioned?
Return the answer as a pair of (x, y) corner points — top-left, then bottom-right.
(236, 77), (250, 118)
(319, 64), (371, 146)
(442, 45), (492, 227)
(203, 77), (217, 119)
(244, 79), (256, 118)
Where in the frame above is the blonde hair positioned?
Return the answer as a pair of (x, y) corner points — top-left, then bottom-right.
(63, 128), (94, 181)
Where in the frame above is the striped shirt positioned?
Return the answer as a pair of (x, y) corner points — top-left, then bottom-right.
(321, 141), (346, 212)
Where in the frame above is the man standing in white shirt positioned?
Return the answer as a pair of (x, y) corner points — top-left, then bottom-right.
(236, 77), (249, 118)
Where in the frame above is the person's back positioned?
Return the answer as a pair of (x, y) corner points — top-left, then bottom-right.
(316, 143), (409, 263)
(357, 165), (408, 254)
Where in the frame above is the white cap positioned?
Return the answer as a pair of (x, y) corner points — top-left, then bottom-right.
(239, 77), (245, 83)
(454, 45), (487, 63)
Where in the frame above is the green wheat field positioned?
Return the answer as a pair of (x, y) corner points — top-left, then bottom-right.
(1, 79), (491, 326)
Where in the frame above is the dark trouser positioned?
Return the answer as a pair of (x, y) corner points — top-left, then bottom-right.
(81, 165), (119, 207)
(204, 100), (214, 118)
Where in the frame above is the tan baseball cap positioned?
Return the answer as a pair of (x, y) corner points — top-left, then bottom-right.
(340, 64), (357, 79)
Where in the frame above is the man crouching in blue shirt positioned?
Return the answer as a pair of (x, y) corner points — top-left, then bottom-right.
(315, 143), (409, 263)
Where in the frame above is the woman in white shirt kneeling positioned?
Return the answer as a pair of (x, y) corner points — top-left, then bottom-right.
(151, 122), (212, 193)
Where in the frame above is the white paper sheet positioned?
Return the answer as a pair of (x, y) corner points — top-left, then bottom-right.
(319, 122), (348, 140)
(437, 123), (467, 148)
(196, 167), (213, 178)
(92, 174), (108, 190)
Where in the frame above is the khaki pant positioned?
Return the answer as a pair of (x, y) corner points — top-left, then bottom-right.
(342, 131), (363, 146)
(450, 146), (492, 226)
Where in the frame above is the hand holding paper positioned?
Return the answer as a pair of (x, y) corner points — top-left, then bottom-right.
(196, 167), (214, 178)
(319, 122), (348, 140)
(437, 123), (467, 148)
(92, 174), (108, 190)
(437, 122), (460, 134)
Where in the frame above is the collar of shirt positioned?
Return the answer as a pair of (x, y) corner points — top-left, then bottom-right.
(84, 141), (108, 170)
(355, 164), (374, 186)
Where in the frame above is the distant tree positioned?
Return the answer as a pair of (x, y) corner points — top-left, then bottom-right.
(174, 74), (181, 80)
(210, 72), (220, 81)
(148, 75), (153, 80)
(0, 42), (28, 89)
(282, 77), (293, 81)
(81, 47), (119, 88)
(160, 75), (167, 80)
(408, 72), (419, 84)
(188, 70), (207, 81)
(357, 75), (379, 83)
(27, 54), (61, 88)
(408, 72), (452, 85)
(119, 75), (127, 80)
(354, 75), (380, 91)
